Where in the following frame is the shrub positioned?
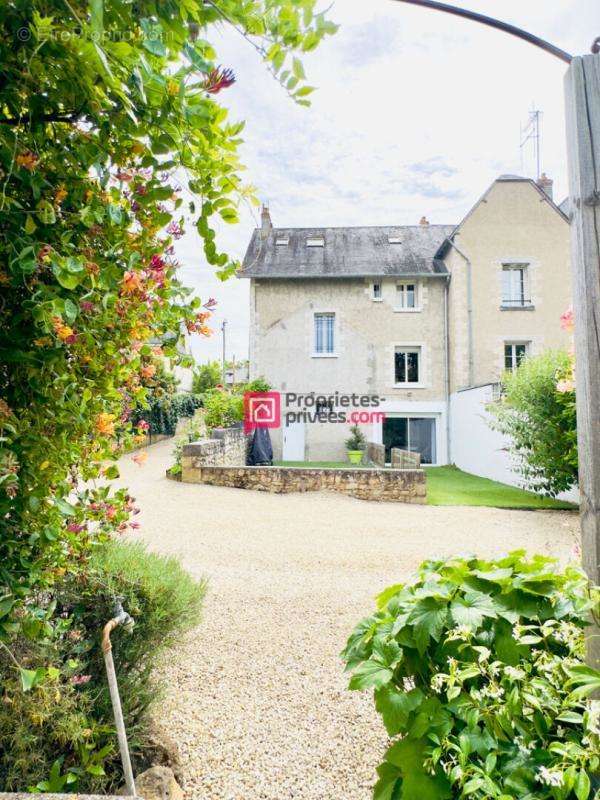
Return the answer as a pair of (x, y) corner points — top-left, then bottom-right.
(489, 351), (577, 496)
(203, 390), (244, 431)
(192, 361), (222, 394)
(345, 424), (367, 451)
(0, 541), (206, 793)
(342, 552), (599, 800)
(243, 377), (272, 393)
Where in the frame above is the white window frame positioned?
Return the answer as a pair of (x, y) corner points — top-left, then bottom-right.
(312, 312), (337, 358)
(306, 237), (324, 248)
(504, 341), (530, 372)
(372, 281), (383, 301)
(393, 345), (422, 386)
(501, 264), (531, 307)
(394, 281), (420, 312)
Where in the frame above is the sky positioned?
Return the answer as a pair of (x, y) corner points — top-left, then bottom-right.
(175, 0), (599, 366)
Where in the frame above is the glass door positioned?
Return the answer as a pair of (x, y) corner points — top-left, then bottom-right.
(382, 417), (436, 464)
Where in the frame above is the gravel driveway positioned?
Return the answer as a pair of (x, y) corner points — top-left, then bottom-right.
(119, 439), (578, 800)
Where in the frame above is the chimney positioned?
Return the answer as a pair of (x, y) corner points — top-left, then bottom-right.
(419, 216), (429, 226)
(260, 204), (272, 237)
(537, 173), (554, 200)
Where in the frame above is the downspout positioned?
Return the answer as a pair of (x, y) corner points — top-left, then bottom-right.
(443, 275), (451, 464)
(445, 239), (474, 388)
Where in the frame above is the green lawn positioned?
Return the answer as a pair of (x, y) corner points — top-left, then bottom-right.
(274, 461), (576, 510)
(424, 466), (576, 510)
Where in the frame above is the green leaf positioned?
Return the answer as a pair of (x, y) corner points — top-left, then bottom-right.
(103, 465), (120, 480)
(20, 667), (45, 692)
(375, 686), (423, 736)
(408, 597), (448, 654)
(55, 498), (76, 517)
(575, 769), (590, 800)
(25, 214), (37, 234)
(292, 57), (306, 80)
(36, 199), (56, 225)
(348, 659), (393, 691)
(90, 0), (103, 37)
(385, 738), (451, 800)
(450, 591), (497, 630)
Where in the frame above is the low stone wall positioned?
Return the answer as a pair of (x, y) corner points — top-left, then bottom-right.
(182, 425), (247, 469)
(367, 442), (385, 467)
(181, 465), (426, 503)
(391, 448), (421, 469)
(0, 795), (141, 799)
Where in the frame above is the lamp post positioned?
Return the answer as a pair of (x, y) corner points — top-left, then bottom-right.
(391, 0), (600, 668)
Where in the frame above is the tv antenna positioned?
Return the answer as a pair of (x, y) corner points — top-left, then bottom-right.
(520, 105), (542, 180)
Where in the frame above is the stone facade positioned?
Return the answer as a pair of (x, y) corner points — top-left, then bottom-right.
(181, 464), (426, 503)
(243, 176), (572, 467)
(367, 442), (385, 467)
(391, 448), (421, 468)
(182, 425), (247, 470)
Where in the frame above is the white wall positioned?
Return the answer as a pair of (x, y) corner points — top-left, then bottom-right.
(450, 384), (578, 502)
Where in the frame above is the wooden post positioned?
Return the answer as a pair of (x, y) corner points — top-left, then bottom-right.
(565, 53), (600, 670)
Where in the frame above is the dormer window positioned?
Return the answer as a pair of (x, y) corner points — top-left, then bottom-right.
(388, 237), (402, 244)
(306, 237), (324, 247)
(275, 238), (289, 246)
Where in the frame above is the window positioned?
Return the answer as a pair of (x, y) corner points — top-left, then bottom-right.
(394, 347), (420, 384)
(396, 282), (417, 310)
(276, 237), (289, 246)
(314, 313), (335, 354)
(306, 237), (324, 247)
(388, 236), (402, 244)
(372, 282), (382, 300)
(504, 342), (529, 371)
(383, 417), (437, 464)
(502, 265), (529, 307)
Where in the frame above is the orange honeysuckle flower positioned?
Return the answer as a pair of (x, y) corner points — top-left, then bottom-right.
(16, 151), (39, 171)
(140, 364), (156, 379)
(95, 412), (116, 436)
(122, 271), (143, 295)
(54, 185), (68, 206)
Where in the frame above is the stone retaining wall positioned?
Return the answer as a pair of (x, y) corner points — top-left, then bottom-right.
(182, 425), (247, 469)
(181, 465), (426, 503)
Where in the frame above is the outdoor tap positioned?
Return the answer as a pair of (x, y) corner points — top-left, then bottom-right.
(102, 598), (137, 796)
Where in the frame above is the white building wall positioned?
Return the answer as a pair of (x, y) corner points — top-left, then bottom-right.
(450, 384), (578, 502)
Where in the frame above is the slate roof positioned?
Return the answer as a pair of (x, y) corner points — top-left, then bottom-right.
(240, 225), (455, 279)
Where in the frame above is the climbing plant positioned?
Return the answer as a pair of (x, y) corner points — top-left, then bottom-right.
(0, 0), (336, 647)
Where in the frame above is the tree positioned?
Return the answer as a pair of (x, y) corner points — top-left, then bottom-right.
(488, 350), (578, 496)
(0, 1), (336, 638)
(193, 360), (222, 394)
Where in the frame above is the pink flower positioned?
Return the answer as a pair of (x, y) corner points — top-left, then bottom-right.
(150, 254), (165, 271)
(560, 307), (574, 333)
(66, 522), (85, 533)
(166, 221), (183, 239)
(130, 521), (141, 529)
(557, 378), (575, 393)
(137, 420), (150, 432)
(202, 66), (236, 94)
(80, 300), (95, 313)
(71, 674), (92, 686)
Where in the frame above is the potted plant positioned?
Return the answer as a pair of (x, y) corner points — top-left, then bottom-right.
(345, 424), (366, 465)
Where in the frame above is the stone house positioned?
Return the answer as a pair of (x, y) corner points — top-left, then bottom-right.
(240, 175), (572, 472)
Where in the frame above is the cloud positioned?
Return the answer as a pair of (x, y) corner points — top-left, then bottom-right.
(172, 0), (593, 362)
